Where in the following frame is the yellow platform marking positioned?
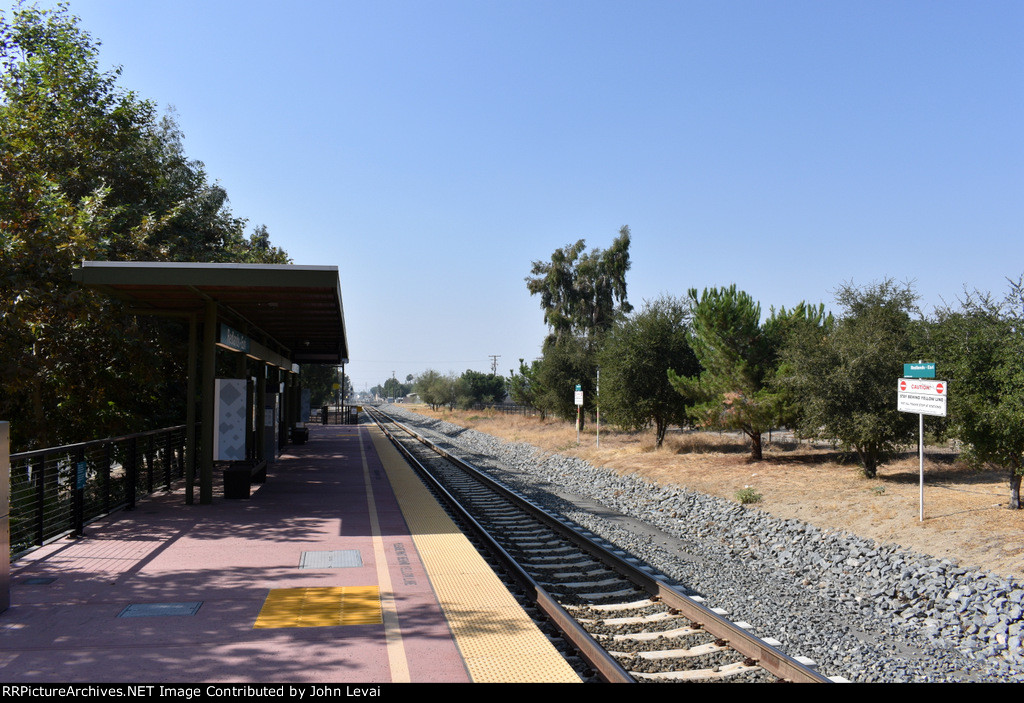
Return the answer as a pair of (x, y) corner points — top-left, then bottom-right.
(368, 425), (581, 683)
(254, 586), (382, 628)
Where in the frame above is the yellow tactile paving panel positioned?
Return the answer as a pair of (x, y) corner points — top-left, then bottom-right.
(254, 586), (383, 628)
(369, 426), (581, 683)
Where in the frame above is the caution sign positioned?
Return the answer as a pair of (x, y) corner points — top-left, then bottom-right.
(897, 378), (947, 417)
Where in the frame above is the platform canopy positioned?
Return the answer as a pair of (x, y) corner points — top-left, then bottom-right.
(72, 261), (348, 365)
(73, 261), (349, 505)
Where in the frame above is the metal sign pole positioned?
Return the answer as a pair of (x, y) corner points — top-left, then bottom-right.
(919, 412), (924, 522)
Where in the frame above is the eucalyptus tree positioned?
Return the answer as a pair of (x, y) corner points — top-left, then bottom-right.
(525, 226), (632, 424)
(526, 226), (632, 341)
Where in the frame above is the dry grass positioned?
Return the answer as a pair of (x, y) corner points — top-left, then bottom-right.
(404, 404), (1024, 581)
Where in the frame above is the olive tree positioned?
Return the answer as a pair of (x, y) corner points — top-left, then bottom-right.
(780, 280), (919, 477)
(932, 279), (1024, 508)
(599, 296), (699, 447)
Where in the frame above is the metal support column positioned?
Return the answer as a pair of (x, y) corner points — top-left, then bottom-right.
(200, 300), (217, 505)
(256, 363), (267, 463)
(185, 314), (197, 505)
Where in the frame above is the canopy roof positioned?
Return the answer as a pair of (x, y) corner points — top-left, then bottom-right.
(72, 261), (348, 365)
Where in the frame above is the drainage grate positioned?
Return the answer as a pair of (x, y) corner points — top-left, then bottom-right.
(299, 550), (363, 569)
(118, 602), (203, 617)
(22, 577), (57, 585)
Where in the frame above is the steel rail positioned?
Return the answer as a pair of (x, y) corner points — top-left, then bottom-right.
(367, 406), (634, 683)
(369, 405), (833, 683)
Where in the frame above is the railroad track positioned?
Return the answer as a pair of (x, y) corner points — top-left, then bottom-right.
(366, 405), (834, 683)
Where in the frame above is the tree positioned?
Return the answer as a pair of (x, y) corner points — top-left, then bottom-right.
(377, 376), (412, 400)
(414, 370), (445, 410)
(525, 227), (632, 425)
(1, 3), (169, 448)
(301, 365), (348, 407)
(414, 372), (465, 410)
(763, 302), (833, 431)
(668, 285), (780, 461)
(459, 370), (506, 407)
(932, 279), (1024, 508)
(507, 358), (546, 419)
(599, 296), (699, 447)
(526, 226), (632, 341)
(0, 4), (288, 450)
(535, 334), (596, 424)
(780, 280), (919, 477)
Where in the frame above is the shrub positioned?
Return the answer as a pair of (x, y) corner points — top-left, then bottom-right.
(735, 486), (762, 504)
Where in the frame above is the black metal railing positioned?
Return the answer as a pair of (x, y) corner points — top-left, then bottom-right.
(317, 406), (359, 425)
(8, 425), (189, 558)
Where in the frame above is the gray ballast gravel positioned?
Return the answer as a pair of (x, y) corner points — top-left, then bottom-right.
(376, 405), (1024, 683)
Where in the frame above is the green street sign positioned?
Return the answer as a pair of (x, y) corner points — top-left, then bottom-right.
(903, 363), (935, 378)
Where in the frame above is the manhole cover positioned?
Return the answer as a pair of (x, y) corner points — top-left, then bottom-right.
(299, 550), (363, 569)
(118, 602), (203, 617)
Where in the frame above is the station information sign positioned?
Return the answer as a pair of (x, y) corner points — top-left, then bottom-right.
(897, 378), (947, 417)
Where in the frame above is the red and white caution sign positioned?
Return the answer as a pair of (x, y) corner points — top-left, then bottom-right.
(897, 378), (948, 416)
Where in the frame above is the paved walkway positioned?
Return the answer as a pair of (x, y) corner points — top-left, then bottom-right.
(0, 425), (579, 684)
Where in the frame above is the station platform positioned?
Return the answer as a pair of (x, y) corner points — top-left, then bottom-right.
(0, 424), (581, 684)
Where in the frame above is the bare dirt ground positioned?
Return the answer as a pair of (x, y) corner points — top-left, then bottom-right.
(403, 405), (1024, 582)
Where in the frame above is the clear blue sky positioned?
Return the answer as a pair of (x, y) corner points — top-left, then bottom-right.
(16, 0), (1023, 392)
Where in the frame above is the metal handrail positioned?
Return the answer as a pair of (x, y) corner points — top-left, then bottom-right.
(8, 425), (191, 559)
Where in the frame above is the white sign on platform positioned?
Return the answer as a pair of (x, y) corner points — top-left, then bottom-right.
(897, 378), (948, 417)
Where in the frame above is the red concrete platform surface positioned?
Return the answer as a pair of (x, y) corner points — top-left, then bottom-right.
(0, 425), (472, 683)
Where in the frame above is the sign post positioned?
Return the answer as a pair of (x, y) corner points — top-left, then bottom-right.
(897, 367), (947, 521)
(574, 384), (583, 445)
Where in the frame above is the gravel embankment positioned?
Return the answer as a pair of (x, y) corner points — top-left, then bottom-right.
(378, 405), (1024, 683)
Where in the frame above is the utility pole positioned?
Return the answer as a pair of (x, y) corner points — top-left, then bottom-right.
(489, 354), (500, 375)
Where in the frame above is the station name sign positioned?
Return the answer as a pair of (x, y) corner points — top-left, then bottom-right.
(903, 363), (936, 378)
(897, 378), (947, 417)
(218, 324), (251, 354)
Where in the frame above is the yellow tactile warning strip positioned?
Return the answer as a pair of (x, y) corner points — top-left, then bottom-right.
(253, 586), (383, 628)
(368, 425), (581, 683)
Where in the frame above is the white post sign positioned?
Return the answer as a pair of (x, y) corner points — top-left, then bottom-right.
(574, 384), (583, 445)
(897, 378), (947, 417)
(897, 377), (948, 521)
